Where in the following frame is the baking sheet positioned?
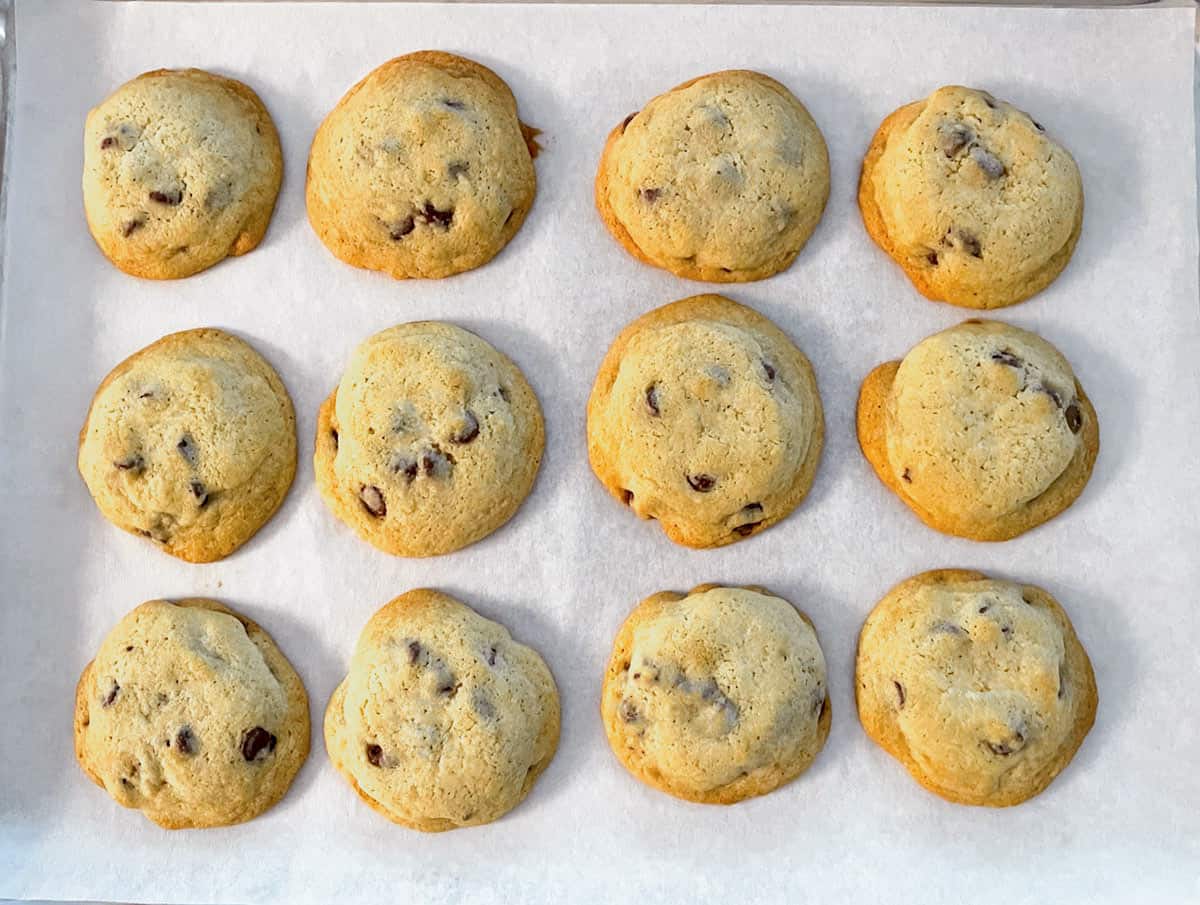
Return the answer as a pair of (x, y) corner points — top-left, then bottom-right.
(1, 2), (1198, 903)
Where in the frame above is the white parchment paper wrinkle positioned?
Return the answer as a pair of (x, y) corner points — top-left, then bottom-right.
(0, 3), (1197, 904)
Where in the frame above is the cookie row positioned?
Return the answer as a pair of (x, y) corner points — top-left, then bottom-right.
(76, 571), (1096, 829)
(77, 296), (1098, 562)
(83, 56), (1083, 309)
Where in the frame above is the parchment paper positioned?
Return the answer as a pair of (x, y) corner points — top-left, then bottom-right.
(1, 3), (1197, 903)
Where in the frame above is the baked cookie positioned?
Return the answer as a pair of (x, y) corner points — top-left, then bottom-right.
(595, 70), (829, 282)
(859, 85), (1083, 309)
(74, 598), (310, 829)
(587, 295), (823, 548)
(857, 319), (1098, 541)
(325, 589), (559, 831)
(856, 569), (1097, 807)
(78, 328), (297, 563)
(83, 68), (282, 280)
(602, 584), (829, 804)
(315, 322), (543, 557)
(306, 51), (538, 280)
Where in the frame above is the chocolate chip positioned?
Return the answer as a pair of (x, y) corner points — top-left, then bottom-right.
(621, 112), (638, 131)
(100, 136), (117, 150)
(947, 228), (982, 258)
(620, 488), (634, 506)
(442, 99), (466, 111)
(486, 646), (498, 667)
(1039, 384), (1064, 408)
(102, 682), (120, 707)
(497, 385), (511, 403)
(416, 202), (453, 229)
(125, 645), (133, 652)
(978, 605), (990, 614)
(618, 699), (640, 723)
(331, 428), (339, 449)
(437, 677), (460, 697)
(893, 680), (905, 708)
(639, 187), (660, 203)
(391, 455), (418, 482)
(451, 411), (480, 444)
(407, 640), (423, 664)
(115, 454), (144, 472)
(740, 502), (764, 517)
(176, 435), (197, 466)
(992, 348), (1022, 368)
(240, 727), (276, 762)
(926, 251), (939, 266)
(421, 446), (453, 477)
(761, 361), (776, 382)
(902, 468), (912, 483)
(448, 161), (469, 179)
(359, 485), (386, 517)
(149, 188), (183, 206)
(121, 217), (145, 238)
(1065, 403), (1083, 433)
(970, 145), (1006, 180)
(931, 621), (967, 636)
(1002, 625), (1013, 638)
(983, 729), (1026, 757)
(365, 743), (384, 767)
(733, 521), (762, 537)
(1032, 119), (1046, 133)
(175, 726), (196, 755)
(686, 473), (716, 493)
(644, 384), (660, 416)
(389, 217), (415, 240)
(189, 480), (209, 508)
(938, 122), (973, 157)
(980, 92), (998, 109)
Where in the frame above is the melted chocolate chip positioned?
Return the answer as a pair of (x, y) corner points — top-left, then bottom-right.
(1040, 384), (1065, 408)
(978, 605), (990, 614)
(926, 251), (939, 266)
(451, 411), (480, 444)
(992, 348), (1022, 368)
(121, 217), (145, 238)
(437, 677), (460, 697)
(1065, 403), (1083, 433)
(644, 384), (660, 416)
(620, 488), (634, 506)
(497, 385), (511, 403)
(621, 112), (638, 131)
(365, 743), (384, 767)
(931, 621), (967, 637)
(893, 680), (905, 708)
(102, 682), (120, 707)
(417, 202), (454, 229)
(981, 92), (998, 109)
(686, 473), (717, 493)
(639, 187), (661, 203)
(176, 435), (197, 466)
(115, 454), (144, 472)
(175, 726), (196, 755)
(1032, 119), (1046, 133)
(618, 699), (640, 723)
(947, 228), (982, 258)
(421, 446), (453, 477)
(331, 428), (339, 449)
(473, 692), (496, 720)
(486, 646), (498, 667)
(762, 361), (776, 382)
(189, 480), (209, 508)
(442, 98), (466, 111)
(970, 145), (1006, 180)
(902, 468), (912, 483)
(359, 485), (386, 517)
(983, 731), (1025, 757)
(392, 455), (418, 482)
(240, 727), (277, 762)
(448, 161), (469, 179)
(149, 188), (183, 206)
(938, 122), (973, 157)
(407, 640), (423, 664)
(389, 217), (416, 240)
(733, 521), (762, 537)
(100, 136), (117, 150)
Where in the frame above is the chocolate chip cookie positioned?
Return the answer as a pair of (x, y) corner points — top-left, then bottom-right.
(325, 589), (559, 831)
(857, 319), (1098, 541)
(307, 51), (538, 280)
(587, 295), (823, 547)
(859, 86), (1083, 309)
(315, 322), (544, 557)
(78, 328), (297, 563)
(856, 569), (1097, 807)
(74, 598), (310, 829)
(602, 584), (829, 804)
(595, 70), (829, 282)
(83, 68), (283, 280)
